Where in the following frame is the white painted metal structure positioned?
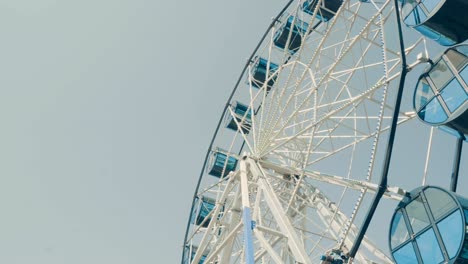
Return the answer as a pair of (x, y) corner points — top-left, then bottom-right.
(183, 0), (433, 263)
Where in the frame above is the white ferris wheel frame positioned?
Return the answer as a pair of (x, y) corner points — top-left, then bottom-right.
(182, 0), (432, 263)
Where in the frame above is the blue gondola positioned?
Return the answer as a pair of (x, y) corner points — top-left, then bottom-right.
(413, 44), (468, 135)
(207, 150), (238, 178)
(191, 196), (216, 228)
(274, 16), (309, 54)
(389, 186), (468, 264)
(225, 101), (252, 134)
(401, 0), (468, 46)
(250, 57), (279, 90)
(302, 0), (343, 21)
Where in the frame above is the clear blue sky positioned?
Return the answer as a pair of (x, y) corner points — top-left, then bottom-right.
(0, 1), (466, 263)
(0, 1), (285, 263)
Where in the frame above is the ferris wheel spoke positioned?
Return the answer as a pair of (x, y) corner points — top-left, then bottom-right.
(257, 62), (315, 153)
(260, 83), (383, 158)
(259, 159), (406, 200)
(306, 113), (413, 166)
(263, 56), (409, 159)
(260, 34), (391, 157)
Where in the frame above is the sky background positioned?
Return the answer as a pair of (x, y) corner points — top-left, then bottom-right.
(0, 1), (466, 263)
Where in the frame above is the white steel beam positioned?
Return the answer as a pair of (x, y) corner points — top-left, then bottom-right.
(253, 229), (283, 264)
(219, 183), (242, 263)
(254, 236), (282, 262)
(259, 159), (406, 201)
(240, 159), (255, 264)
(203, 222), (243, 264)
(248, 158), (312, 264)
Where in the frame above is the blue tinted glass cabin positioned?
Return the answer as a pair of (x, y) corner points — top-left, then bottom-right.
(393, 242), (419, 264)
(424, 188), (457, 221)
(208, 152), (238, 178)
(302, 0), (343, 21)
(251, 58), (279, 89)
(436, 35), (458, 47)
(402, 5), (415, 26)
(406, 196), (431, 234)
(403, 13), (415, 26)
(460, 65), (468, 84)
(286, 16), (308, 34)
(274, 16), (308, 54)
(414, 78), (434, 111)
(437, 210), (463, 259)
(461, 210), (468, 259)
(391, 210), (410, 248)
(233, 103), (252, 119)
(419, 97), (448, 124)
(414, 5), (427, 24)
(446, 49), (468, 70)
(457, 46), (468, 56)
(429, 59), (454, 91)
(402, 0), (468, 46)
(403, 2), (427, 26)
(199, 199), (215, 219)
(259, 58), (279, 71)
(195, 198), (216, 227)
(226, 102), (252, 134)
(414, 24), (445, 43)
(414, 21), (457, 46)
(440, 78), (467, 112)
(421, 0), (439, 13)
(416, 228), (444, 264)
(402, 1), (416, 26)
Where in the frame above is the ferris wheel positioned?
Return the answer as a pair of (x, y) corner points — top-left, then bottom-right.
(181, 0), (468, 263)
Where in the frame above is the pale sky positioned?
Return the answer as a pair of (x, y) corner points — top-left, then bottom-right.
(0, 1), (466, 264)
